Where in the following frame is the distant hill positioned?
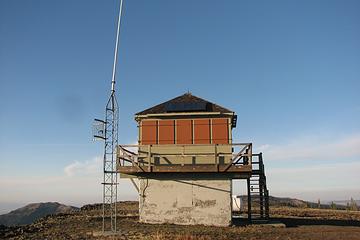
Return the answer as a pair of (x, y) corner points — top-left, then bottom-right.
(330, 200), (360, 206)
(237, 195), (313, 208)
(269, 196), (311, 208)
(0, 202), (79, 226)
(238, 196), (356, 210)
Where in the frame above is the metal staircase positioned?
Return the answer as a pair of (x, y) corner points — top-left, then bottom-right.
(247, 153), (269, 222)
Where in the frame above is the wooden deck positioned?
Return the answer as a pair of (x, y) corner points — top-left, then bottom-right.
(117, 164), (252, 174)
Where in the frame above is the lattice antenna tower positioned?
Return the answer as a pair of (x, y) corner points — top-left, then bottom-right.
(93, 0), (124, 233)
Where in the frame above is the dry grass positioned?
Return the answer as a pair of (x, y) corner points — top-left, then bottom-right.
(271, 207), (360, 221)
(152, 231), (211, 240)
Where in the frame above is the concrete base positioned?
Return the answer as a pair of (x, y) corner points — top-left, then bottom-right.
(139, 175), (232, 226)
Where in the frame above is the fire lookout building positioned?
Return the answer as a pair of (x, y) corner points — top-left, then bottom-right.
(117, 93), (269, 226)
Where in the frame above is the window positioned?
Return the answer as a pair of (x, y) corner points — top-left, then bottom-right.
(158, 120), (175, 144)
(141, 120), (157, 144)
(194, 119), (210, 144)
(176, 119), (192, 144)
(212, 118), (229, 144)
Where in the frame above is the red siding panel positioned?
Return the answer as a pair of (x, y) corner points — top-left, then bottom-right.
(176, 119), (192, 144)
(158, 120), (175, 144)
(212, 118), (228, 144)
(141, 120), (157, 145)
(194, 119), (210, 144)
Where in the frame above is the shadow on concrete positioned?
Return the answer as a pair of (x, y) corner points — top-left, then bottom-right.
(232, 217), (360, 228)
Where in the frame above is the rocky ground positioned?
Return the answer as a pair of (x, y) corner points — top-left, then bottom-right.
(1, 201), (360, 240)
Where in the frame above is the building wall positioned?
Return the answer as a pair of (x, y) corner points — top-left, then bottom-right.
(139, 175), (232, 226)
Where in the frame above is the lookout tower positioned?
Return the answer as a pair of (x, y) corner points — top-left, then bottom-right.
(118, 93), (269, 226)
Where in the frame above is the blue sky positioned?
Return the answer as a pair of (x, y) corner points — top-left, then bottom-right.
(0, 0), (359, 213)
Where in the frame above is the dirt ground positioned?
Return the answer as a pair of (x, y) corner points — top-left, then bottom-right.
(1, 201), (360, 240)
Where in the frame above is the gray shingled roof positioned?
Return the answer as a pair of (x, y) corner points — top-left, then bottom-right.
(135, 93), (233, 115)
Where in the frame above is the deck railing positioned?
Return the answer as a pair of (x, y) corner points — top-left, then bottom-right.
(117, 143), (252, 173)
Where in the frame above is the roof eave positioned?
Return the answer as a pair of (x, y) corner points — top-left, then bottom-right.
(135, 111), (234, 121)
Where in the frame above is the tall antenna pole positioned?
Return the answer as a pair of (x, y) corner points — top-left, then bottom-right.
(111, 0), (124, 93)
(102, 0), (124, 234)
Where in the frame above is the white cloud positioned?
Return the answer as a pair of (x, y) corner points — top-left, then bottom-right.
(120, 141), (139, 154)
(257, 134), (360, 161)
(64, 156), (102, 177)
(256, 144), (270, 152)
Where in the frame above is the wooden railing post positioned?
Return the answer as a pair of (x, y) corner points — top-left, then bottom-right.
(249, 143), (252, 165)
(259, 152), (264, 218)
(247, 178), (252, 222)
(182, 145), (185, 165)
(265, 189), (270, 218)
(116, 145), (120, 167)
(214, 144), (218, 171)
(148, 145), (151, 172)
